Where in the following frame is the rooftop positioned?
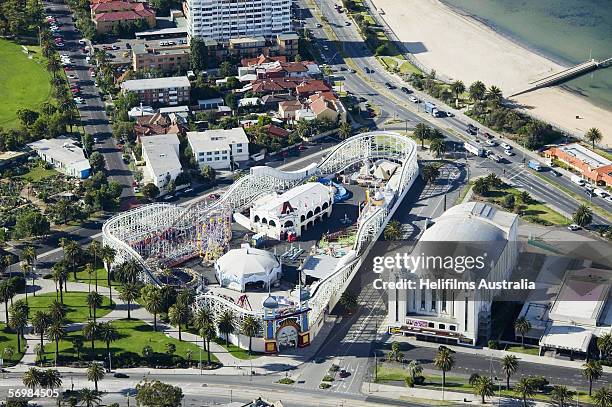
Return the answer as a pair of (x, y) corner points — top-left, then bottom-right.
(121, 76), (190, 91)
(141, 133), (181, 177)
(557, 143), (611, 169)
(27, 137), (90, 172)
(186, 128), (249, 152)
(251, 182), (333, 216)
(135, 26), (188, 38)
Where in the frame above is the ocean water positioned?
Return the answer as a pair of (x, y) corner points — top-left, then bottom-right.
(441, 0), (612, 111)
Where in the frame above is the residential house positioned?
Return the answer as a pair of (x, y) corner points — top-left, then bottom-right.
(187, 128), (250, 170)
(141, 133), (182, 190)
(134, 112), (184, 141)
(90, 0), (156, 34)
(308, 92), (347, 123)
(120, 76), (191, 106)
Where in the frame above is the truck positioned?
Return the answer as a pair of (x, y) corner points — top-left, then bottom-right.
(464, 142), (484, 157)
(528, 160), (542, 171)
(571, 175), (585, 186)
(489, 153), (501, 163)
(424, 101), (441, 117)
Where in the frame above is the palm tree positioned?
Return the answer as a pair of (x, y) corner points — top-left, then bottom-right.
(0, 279), (15, 323)
(421, 164), (440, 184)
(514, 377), (535, 407)
(473, 376), (495, 404)
(339, 290), (358, 311)
(98, 322), (119, 367)
(21, 245), (36, 267)
(46, 322), (66, 364)
(217, 310), (235, 346)
(551, 385), (573, 407)
(40, 369), (62, 390)
(514, 317), (531, 347)
(597, 333), (612, 361)
(86, 291), (104, 322)
(338, 121), (352, 140)
(73, 336), (84, 360)
(8, 300), (29, 353)
(406, 360), (422, 382)
(31, 310), (51, 356)
(62, 239), (80, 280)
(22, 367), (41, 390)
(583, 360), (603, 396)
(48, 300), (66, 324)
(114, 260), (139, 285)
(51, 262), (68, 304)
(573, 204), (593, 227)
(46, 54), (61, 78)
(413, 123), (430, 148)
(83, 321), (100, 357)
(200, 322), (217, 364)
(501, 354), (519, 390)
(383, 220), (402, 241)
(119, 282), (140, 320)
(20, 262), (30, 303)
(84, 263), (94, 293)
(168, 302), (189, 341)
(79, 388), (102, 407)
(141, 285), (164, 331)
(593, 387), (612, 407)
(88, 242), (102, 291)
(469, 81), (486, 102)
(86, 362), (105, 392)
(241, 316), (261, 356)
(450, 80), (465, 107)
(101, 245), (117, 301)
(486, 86), (503, 105)
(585, 128), (603, 149)
(433, 347), (454, 387)
(429, 138), (446, 158)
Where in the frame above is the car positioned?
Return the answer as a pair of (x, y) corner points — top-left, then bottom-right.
(485, 139), (496, 147)
(125, 43), (131, 49)
(208, 193), (220, 200)
(85, 56), (91, 63)
(606, 195), (612, 204)
(163, 195), (174, 201)
(133, 187), (140, 193)
(446, 111), (455, 117)
(364, 67), (374, 73)
(56, 43), (64, 47)
(338, 369), (350, 378)
(345, 21), (351, 26)
(466, 127), (477, 135)
(184, 187), (194, 193)
(551, 170), (561, 177)
(73, 97), (84, 104)
(568, 224), (582, 231)
(500, 142), (512, 150)
(349, 69), (356, 73)
(78, 39), (86, 45)
(70, 89), (80, 95)
(408, 95), (419, 103)
(384, 82), (396, 89)
(315, 23), (322, 28)
(93, 137), (99, 143)
(113, 372), (129, 378)
(111, 45), (120, 50)
(298, 144), (307, 151)
(90, 71), (96, 77)
(103, 45), (112, 50)
(67, 74), (77, 80)
(400, 86), (411, 94)
(503, 149), (514, 156)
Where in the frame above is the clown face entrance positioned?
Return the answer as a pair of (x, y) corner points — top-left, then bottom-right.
(276, 320), (300, 348)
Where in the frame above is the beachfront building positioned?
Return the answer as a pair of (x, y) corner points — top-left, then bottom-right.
(28, 137), (91, 179)
(90, 0), (156, 34)
(120, 76), (191, 106)
(140, 133), (182, 190)
(249, 182), (334, 240)
(387, 202), (519, 346)
(544, 143), (612, 187)
(184, 0), (291, 41)
(186, 128), (249, 170)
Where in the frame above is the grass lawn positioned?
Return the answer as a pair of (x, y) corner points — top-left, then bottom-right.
(67, 266), (116, 289)
(506, 345), (540, 355)
(0, 39), (52, 128)
(0, 323), (25, 365)
(44, 318), (218, 366)
(27, 291), (114, 323)
(212, 337), (262, 360)
(18, 165), (58, 182)
(485, 186), (570, 226)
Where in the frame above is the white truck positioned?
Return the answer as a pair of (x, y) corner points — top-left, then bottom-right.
(571, 175), (585, 186)
(594, 188), (608, 198)
(464, 142), (484, 157)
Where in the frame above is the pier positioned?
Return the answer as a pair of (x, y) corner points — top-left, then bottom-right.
(510, 57), (612, 97)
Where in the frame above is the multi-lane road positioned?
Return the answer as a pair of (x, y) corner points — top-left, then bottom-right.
(296, 0), (612, 225)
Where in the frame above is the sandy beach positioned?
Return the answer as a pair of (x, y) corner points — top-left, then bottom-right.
(370, 0), (612, 146)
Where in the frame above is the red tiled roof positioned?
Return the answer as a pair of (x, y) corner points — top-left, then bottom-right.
(241, 54), (287, 67)
(296, 80), (330, 95)
(92, 1), (155, 21)
(266, 124), (290, 138)
(252, 78), (330, 94)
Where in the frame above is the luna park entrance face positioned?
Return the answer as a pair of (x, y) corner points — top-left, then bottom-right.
(276, 324), (299, 348)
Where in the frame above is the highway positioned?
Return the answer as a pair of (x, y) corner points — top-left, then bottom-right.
(296, 0), (612, 225)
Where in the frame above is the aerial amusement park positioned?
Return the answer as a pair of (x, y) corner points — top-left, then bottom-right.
(102, 131), (419, 353)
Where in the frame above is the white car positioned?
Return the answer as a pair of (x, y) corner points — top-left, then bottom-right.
(503, 149), (514, 156)
(73, 97), (85, 104)
(85, 56), (91, 63)
(606, 195), (612, 204)
(408, 95), (419, 103)
(485, 139), (496, 147)
(78, 39), (87, 45)
(90, 71), (96, 77)
(501, 142), (512, 150)
(567, 224), (581, 231)
(67, 74), (77, 79)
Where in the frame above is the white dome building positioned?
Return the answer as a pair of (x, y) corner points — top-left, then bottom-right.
(215, 247), (282, 292)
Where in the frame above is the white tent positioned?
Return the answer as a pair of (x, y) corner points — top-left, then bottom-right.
(215, 247), (281, 292)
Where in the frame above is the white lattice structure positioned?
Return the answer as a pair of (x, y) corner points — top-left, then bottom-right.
(103, 132), (419, 342)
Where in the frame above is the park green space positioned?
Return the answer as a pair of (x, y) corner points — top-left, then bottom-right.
(27, 291), (114, 323)
(212, 337), (262, 360)
(486, 185), (570, 226)
(44, 318), (218, 364)
(67, 266), (115, 289)
(505, 345), (540, 355)
(18, 165), (58, 182)
(0, 39), (52, 128)
(0, 323), (25, 365)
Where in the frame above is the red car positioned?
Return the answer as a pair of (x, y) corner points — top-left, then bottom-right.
(298, 144), (307, 151)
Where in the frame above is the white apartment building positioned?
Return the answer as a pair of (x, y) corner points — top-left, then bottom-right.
(28, 137), (91, 179)
(186, 128), (249, 170)
(141, 134), (182, 190)
(185, 0), (291, 41)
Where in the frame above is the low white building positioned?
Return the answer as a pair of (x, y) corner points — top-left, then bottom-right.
(28, 137), (91, 179)
(250, 182), (334, 240)
(141, 133), (182, 189)
(215, 247), (282, 292)
(186, 128), (249, 170)
(387, 202), (519, 346)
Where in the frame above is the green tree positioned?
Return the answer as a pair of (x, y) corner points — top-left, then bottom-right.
(514, 317), (531, 347)
(514, 377), (535, 407)
(472, 177), (490, 196)
(429, 138), (445, 158)
(413, 123), (430, 148)
(450, 80), (465, 107)
(190, 38), (210, 70)
(551, 385), (573, 407)
(31, 311), (50, 357)
(339, 290), (358, 311)
(119, 282), (140, 320)
(421, 164), (440, 184)
(86, 291), (104, 322)
(89, 152), (105, 173)
(200, 165), (216, 182)
(135, 380), (183, 407)
(241, 315), (261, 356)
(473, 376), (495, 404)
(388, 341), (403, 362)
(86, 362), (105, 392)
(79, 388), (102, 407)
(14, 209), (50, 238)
(501, 354), (519, 390)
(338, 121), (352, 140)
(593, 387), (612, 407)
(98, 322), (119, 362)
(406, 360), (422, 382)
(168, 302), (189, 341)
(573, 204), (593, 227)
(46, 322), (66, 364)
(219, 61), (233, 77)
(433, 347), (454, 387)
(217, 310), (235, 346)
(486, 85), (503, 106)
(502, 194), (516, 210)
(142, 183), (160, 201)
(141, 284), (164, 331)
(469, 81), (486, 101)
(8, 300), (29, 353)
(583, 360), (603, 396)
(83, 320), (100, 356)
(383, 219), (402, 241)
(585, 128), (603, 149)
